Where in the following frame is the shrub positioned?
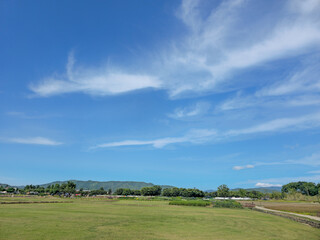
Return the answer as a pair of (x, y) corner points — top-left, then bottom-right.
(169, 200), (211, 207)
(212, 200), (243, 209)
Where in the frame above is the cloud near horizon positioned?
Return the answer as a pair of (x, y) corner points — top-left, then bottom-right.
(251, 174), (320, 186)
(255, 183), (282, 188)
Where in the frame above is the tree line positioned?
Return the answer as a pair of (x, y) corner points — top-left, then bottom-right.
(1, 181), (319, 199)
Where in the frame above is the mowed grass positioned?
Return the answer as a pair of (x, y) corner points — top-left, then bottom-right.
(255, 201), (320, 216)
(0, 196), (69, 202)
(0, 198), (319, 240)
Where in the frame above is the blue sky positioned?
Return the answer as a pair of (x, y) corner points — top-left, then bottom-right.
(1, 0), (320, 189)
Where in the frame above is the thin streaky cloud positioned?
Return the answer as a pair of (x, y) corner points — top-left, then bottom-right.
(217, 61), (320, 112)
(256, 65), (320, 97)
(5, 137), (62, 146)
(234, 152), (320, 172)
(233, 165), (254, 170)
(93, 113), (320, 149)
(226, 112), (320, 136)
(168, 101), (211, 119)
(92, 129), (217, 149)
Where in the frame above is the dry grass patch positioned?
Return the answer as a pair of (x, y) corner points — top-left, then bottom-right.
(257, 201), (320, 216)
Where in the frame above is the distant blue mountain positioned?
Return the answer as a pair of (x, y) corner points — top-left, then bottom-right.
(206, 187), (282, 193)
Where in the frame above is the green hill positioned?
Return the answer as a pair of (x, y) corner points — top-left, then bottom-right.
(38, 180), (174, 191)
(0, 183), (11, 188)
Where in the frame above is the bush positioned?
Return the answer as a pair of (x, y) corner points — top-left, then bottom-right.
(212, 200), (243, 209)
(169, 200), (211, 207)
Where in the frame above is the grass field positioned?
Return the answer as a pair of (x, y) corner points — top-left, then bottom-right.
(0, 196), (69, 202)
(0, 197), (319, 240)
(254, 201), (320, 216)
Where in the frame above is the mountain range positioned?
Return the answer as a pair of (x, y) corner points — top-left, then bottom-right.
(1, 180), (174, 191)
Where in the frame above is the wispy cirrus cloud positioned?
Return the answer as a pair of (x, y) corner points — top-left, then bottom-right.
(30, 53), (161, 97)
(233, 152), (320, 173)
(286, 152), (320, 166)
(5, 137), (62, 146)
(256, 66), (320, 97)
(92, 129), (217, 149)
(233, 165), (254, 170)
(217, 60), (320, 112)
(168, 101), (211, 119)
(163, 0), (320, 97)
(226, 112), (320, 136)
(29, 0), (320, 98)
(93, 112), (320, 149)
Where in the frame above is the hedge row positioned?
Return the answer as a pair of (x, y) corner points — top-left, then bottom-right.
(212, 200), (243, 209)
(169, 200), (211, 207)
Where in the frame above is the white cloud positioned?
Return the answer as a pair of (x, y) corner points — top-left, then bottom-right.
(233, 164), (254, 170)
(256, 65), (320, 97)
(227, 112), (320, 136)
(217, 93), (320, 112)
(252, 175), (320, 185)
(93, 112), (320, 149)
(308, 170), (320, 174)
(6, 137), (62, 146)
(288, 0), (320, 14)
(92, 129), (217, 149)
(286, 153), (320, 166)
(30, 53), (161, 97)
(232, 152), (320, 171)
(29, 0), (320, 98)
(163, 0), (320, 97)
(217, 60), (320, 111)
(168, 102), (211, 119)
(255, 183), (282, 188)
(287, 95), (320, 107)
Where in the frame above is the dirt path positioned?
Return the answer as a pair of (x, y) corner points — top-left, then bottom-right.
(255, 206), (320, 221)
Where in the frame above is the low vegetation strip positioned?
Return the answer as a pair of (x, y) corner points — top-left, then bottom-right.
(0, 201), (73, 204)
(212, 200), (243, 209)
(255, 206), (320, 229)
(169, 200), (211, 207)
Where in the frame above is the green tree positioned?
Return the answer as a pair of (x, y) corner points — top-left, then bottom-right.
(217, 184), (229, 197)
(141, 186), (162, 196)
(282, 181), (318, 196)
(238, 189), (247, 198)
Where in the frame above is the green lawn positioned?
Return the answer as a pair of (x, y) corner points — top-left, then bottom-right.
(0, 198), (319, 240)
